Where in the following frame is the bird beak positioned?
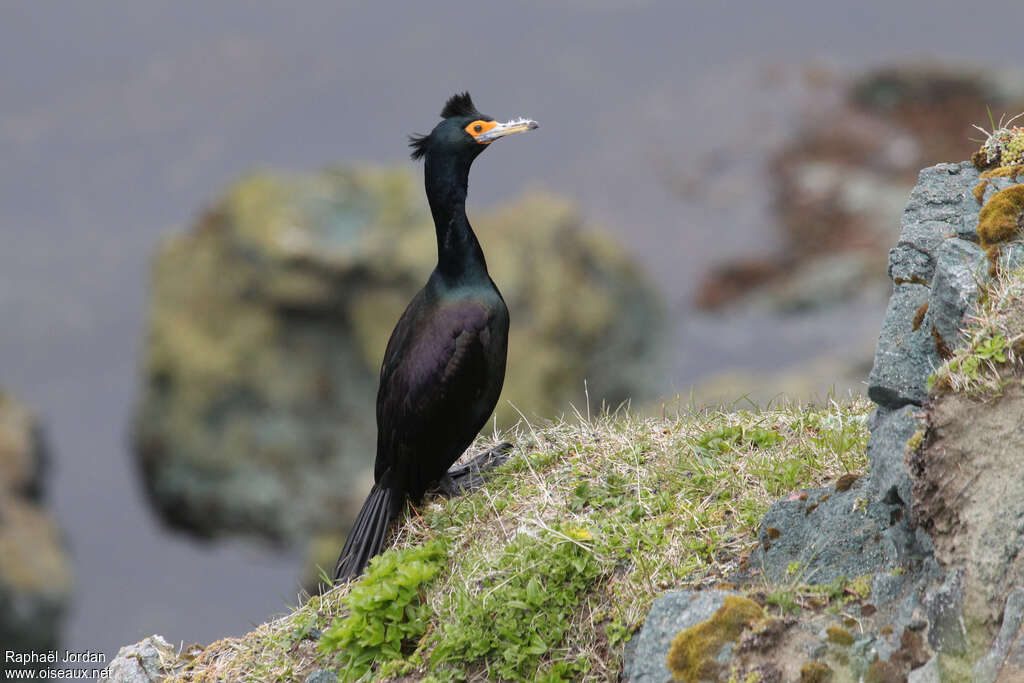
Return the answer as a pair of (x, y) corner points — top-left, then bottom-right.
(476, 118), (539, 144)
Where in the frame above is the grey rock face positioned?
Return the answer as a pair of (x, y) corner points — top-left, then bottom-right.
(304, 669), (339, 683)
(863, 404), (924, 508)
(754, 400), (928, 590)
(755, 480), (914, 586)
(900, 163), (979, 235)
(622, 590), (735, 682)
(101, 635), (175, 683)
(868, 283), (932, 408)
(868, 161), (988, 410)
(924, 238), (988, 350)
(923, 569), (966, 655)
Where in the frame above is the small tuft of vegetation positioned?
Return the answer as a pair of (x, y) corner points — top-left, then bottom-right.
(928, 265), (1024, 397)
(764, 573), (871, 616)
(971, 110), (1024, 168)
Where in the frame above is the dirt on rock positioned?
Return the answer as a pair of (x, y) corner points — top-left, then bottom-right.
(911, 380), (1024, 634)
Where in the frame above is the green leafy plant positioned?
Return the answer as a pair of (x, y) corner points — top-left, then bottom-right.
(431, 526), (601, 679)
(697, 425), (782, 454)
(319, 541), (447, 678)
(975, 333), (1008, 362)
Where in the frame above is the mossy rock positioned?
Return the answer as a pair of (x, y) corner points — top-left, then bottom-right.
(133, 166), (664, 541)
(666, 595), (764, 682)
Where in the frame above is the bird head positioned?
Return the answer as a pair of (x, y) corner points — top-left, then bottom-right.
(409, 92), (538, 163)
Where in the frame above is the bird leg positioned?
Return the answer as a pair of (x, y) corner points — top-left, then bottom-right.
(436, 441), (514, 496)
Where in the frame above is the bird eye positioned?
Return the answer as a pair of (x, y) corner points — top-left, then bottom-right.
(464, 119), (497, 141)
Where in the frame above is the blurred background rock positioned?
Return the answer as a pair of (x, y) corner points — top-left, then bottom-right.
(4, 0), (1024, 667)
(133, 167), (662, 545)
(0, 392), (72, 673)
(685, 64), (1024, 404)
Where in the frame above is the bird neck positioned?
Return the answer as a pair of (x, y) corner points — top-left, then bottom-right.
(424, 155), (489, 283)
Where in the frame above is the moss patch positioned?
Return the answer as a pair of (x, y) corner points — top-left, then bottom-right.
(666, 595), (765, 682)
(911, 302), (929, 331)
(893, 275), (929, 286)
(973, 179), (989, 204)
(977, 185), (1024, 248)
(972, 149), (996, 171)
(932, 325), (953, 360)
(905, 428), (925, 456)
(981, 164), (1024, 180)
(825, 624), (854, 647)
(834, 473), (859, 492)
(800, 660), (832, 682)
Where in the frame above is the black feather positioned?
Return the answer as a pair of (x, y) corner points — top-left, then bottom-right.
(440, 91), (479, 119)
(409, 133), (429, 160)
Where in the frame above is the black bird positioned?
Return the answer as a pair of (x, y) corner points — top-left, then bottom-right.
(333, 93), (538, 582)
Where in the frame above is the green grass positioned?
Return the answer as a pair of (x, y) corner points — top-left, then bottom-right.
(167, 397), (871, 682)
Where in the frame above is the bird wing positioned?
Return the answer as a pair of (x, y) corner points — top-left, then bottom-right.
(374, 296), (504, 493)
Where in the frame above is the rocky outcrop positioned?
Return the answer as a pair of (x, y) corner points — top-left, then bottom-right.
(751, 163), (991, 596)
(133, 167), (663, 542)
(101, 635), (176, 683)
(626, 160), (1024, 681)
(867, 162), (1017, 409)
(0, 392), (73, 674)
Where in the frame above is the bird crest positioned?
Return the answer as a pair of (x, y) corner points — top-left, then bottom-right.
(440, 91), (480, 119)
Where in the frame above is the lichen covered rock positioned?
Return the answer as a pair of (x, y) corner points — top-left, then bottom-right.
(0, 392), (72, 673)
(665, 595), (764, 682)
(133, 166), (663, 541)
(624, 590), (740, 683)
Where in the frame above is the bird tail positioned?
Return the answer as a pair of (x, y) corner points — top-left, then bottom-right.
(333, 484), (399, 583)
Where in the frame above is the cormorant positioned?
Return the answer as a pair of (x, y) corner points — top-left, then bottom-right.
(333, 92), (538, 582)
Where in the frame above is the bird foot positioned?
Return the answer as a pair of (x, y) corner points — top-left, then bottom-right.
(437, 441), (514, 496)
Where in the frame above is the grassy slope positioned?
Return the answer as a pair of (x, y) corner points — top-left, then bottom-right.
(167, 398), (872, 682)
